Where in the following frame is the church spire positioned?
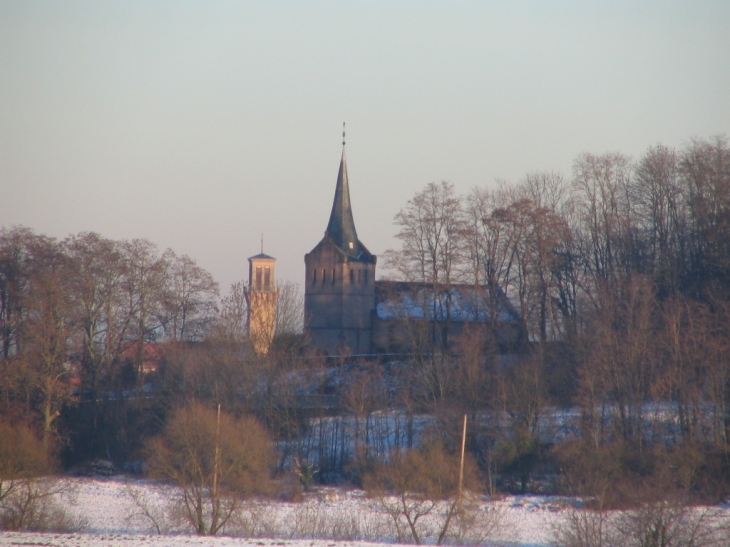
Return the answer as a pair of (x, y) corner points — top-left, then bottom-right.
(325, 123), (361, 257)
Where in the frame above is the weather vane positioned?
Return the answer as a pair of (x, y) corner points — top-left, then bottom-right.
(342, 122), (346, 146)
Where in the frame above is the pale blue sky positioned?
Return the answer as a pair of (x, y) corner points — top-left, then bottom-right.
(1, 1), (729, 292)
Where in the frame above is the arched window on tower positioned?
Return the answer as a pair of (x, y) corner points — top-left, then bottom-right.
(364, 269), (368, 284)
(358, 269), (361, 283)
(322, 269), (326, 284)
(264, 266), (270, 289)
(256, 266), (262, 288)
(350, 269), (355, 284)
(332, 269), (335, 285)
(312, 269), (317, 284)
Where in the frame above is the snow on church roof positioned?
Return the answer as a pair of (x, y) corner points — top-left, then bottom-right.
(374, 281), (522, 323)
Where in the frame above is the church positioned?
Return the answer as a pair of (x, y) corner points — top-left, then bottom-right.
(301, 137), (524, 356)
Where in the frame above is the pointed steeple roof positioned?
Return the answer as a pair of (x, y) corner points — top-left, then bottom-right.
(325, 145), (362, 256)
(317, 127), (375, 264)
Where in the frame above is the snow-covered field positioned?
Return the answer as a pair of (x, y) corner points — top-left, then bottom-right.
(0, 535), (418, 547)
(0, 477), (728, 547)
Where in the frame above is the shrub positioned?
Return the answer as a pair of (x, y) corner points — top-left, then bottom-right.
(0, 420), (82, 532)
(145, 403), (273, 535)
(363, 442), (482, 545)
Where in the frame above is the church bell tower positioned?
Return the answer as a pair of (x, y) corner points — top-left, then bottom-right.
(245, 241), (278, 354)
(304, 125), (377, 354)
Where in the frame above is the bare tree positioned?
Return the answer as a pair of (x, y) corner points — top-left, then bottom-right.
(465, 179), (575, 342)
(384, 181), (467, 352)
(616, 501), (723, 547)
(496, 196), (571, 342)
(463, 186), (518, 330)
(633, 145), (685, 297)
(552, 505), (617, 547)
(680, 135), (730, 300)
(120, 240), (169, 374)
(145, 403), (273, 535)
(385, 181), (466, 285)
(274, 280), (304, 336)
(163, 252), (219, 342)
(554, 500), (725, 547)
(341, 363), (386, 467)
(578, 275), (657, 447)
(0, 420), (81, 532)
(0, 421), (53, 504)
(215, 281), (248, 344)
(571, 152), (636, 292)
(63, 232), (127, 403)
(363, 443), (478, 545)
(0, 227), (36, 360)
(21, 235), (77, 444)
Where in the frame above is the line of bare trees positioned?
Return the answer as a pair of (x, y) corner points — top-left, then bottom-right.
(2, 134), (729, 511)
(379, 134), (730, 502)
(0, 225), (309, 467)
(385, 136), (730, 343)
(0, 229), (220, 457)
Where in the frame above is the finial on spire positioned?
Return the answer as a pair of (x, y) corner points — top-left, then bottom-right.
(260, 233), (263, 254)
(342, 121), (346, 146)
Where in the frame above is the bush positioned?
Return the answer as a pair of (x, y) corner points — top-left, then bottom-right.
(552, 501), (725, 547)
(145, 403), (273, 535)
(0, 478), (85, 532)
(554, 440), (730, 508)
(0, 421), (53, 482)
(0, 420), (82, 531)
(363, 442), (482, 544)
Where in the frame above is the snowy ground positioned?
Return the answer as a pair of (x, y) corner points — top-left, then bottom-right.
(0, 534), (412, 547)
(0, 477), (727, 547)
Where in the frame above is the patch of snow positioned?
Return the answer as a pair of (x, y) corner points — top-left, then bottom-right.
(1, 477), (728, 547)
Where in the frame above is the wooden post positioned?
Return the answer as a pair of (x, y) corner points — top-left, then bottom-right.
(213, 404), (221, 499)
(458, 414), (467, 511)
